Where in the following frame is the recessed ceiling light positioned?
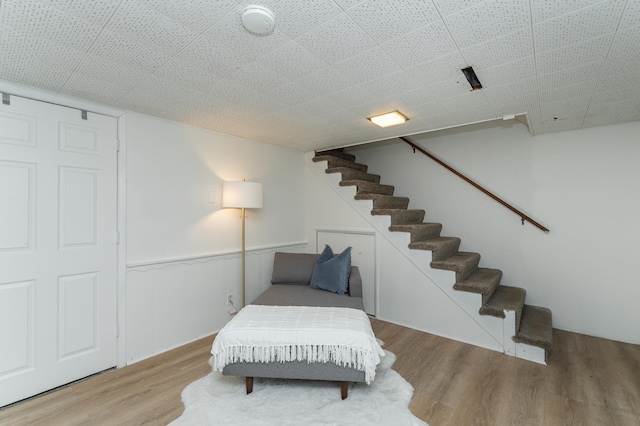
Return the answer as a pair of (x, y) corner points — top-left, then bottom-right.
(368, 111), (408, 128)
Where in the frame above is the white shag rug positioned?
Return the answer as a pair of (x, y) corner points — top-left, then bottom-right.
(171, 349), (428, 426)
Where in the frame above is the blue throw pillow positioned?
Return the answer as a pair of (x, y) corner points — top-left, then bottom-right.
(309, 245), (351, 294)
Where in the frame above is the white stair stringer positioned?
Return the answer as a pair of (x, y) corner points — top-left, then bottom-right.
(306, 152), (539, 361)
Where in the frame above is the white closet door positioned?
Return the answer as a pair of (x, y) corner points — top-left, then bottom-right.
(316, 231), (376, 316)
(0, 95), (118, 407)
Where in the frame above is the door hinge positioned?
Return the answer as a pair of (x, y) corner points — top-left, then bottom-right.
(115, 324), (120, 338)
(116, 231), (120, 244)
(2, 93), (9, 105)
(116, 139), (120, 152)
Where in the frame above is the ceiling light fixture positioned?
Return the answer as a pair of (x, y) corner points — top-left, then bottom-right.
(368, 111), (408, 128)
(241, 5), (275, 35)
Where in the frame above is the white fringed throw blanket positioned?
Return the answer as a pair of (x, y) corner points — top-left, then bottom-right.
(211, 305), (385, 384)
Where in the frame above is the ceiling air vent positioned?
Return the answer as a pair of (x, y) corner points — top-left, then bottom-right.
(461, 66), (482, 91)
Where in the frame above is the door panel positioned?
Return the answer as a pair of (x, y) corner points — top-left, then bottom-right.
(0, 95), (118, 407)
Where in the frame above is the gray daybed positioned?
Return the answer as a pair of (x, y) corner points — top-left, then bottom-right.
(221, 251), (368, 399)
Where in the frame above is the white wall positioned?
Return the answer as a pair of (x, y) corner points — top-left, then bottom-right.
(350, 120), (640, 345)
(125, 113), (306, 362)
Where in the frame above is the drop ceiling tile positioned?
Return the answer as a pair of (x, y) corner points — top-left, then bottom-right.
(483, 77), (538, 102)
(0, 0), (102, 51)
(137, 0), (238, 33)
(347, 98), (412, 121)
(461, 29), (534, 70)
(346, 0), (440, 43)
(60, 74), (132, 104)
(333, 0), (366, 9)
(0, 62), (72, 93)
(540, 97), (590, 121)
(541, 116), (584, 133)
(259, 41), (328, 80)
(539, 82), (595, 104)
(151, 58), (223, 94)
(535, 34), (614, 75)
(443, 0), (531, 48)
(603, 25), (640, 76)
(359, 71), (422, 100)
(381, 20), (458, 69)
(487, 94), (540, 117)
(264, 82), (317, 106)
(592, 86), (640, 106)
(238, 0), (343, 38)
(587, 96), (640, 115)
(37, 0), (121, 26)
(204, 78), (262, 104)
(0, 23), (85, 72)
(88, 29), (172, 74)
(530, 0), (615, 24)
(295, 67), (354, 96)
(296, 13), (376, 65)
(104, 0), (199, 56)
(422, 78), (473, 101)
(537, 62), (603, 91)
(582, 113), (632, 129)
(437, 90), (491, 112)
(173, 37), (238, 78)
(432, 0), (487, 17)
(533, 1), (626, 53)
(475, 56), (536, 88)
(294, 97), (345, 117)
(594, 70), (640, 94)
(333, 46), (402, 83)
(448, 105), (499, 125)
(405, 101), (447, 118)
(404, 52), (467, 85)
(227, 62), (291, 93)
(327, 84), (380, 109)
(619, 0), (640, 29)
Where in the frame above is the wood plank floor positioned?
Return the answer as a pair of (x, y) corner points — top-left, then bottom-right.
(1, 319), (639, 425)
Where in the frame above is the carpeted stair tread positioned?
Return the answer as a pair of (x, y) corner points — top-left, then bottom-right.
(340, 180), (394, 195)
(313, 155), (368, 172)
(480, 285), (526, 333)
(315, 149), (356, 162)
(355, 194), (410, 209)
(513, 305), (553, 351)
(409, 237), (461, 261)
(326, 167), (380, 183)
(430, 252), (480, 282)
(454, 268), (503, 301)
(371, 209), (425, 225)
(389, 223), (443, 242)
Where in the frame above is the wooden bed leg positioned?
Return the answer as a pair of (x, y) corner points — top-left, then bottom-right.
(246, 377), (254, 395)
(341, 381), (349, 400)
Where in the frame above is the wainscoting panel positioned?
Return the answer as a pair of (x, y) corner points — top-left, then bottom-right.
(125, 243), (306, 364)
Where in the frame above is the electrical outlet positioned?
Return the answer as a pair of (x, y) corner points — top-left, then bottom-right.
(227, 293), (234, 306)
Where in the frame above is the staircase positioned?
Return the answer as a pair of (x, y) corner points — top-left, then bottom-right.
(313, 149), (553, 364)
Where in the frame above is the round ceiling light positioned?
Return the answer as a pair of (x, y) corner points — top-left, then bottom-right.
(241, 5), (275, 35)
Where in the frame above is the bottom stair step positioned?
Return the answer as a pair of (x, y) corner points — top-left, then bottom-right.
(479, 285), (526, 330)
(513, 305), (553, 351)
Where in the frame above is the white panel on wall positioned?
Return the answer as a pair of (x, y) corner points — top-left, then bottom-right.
(59, 167), (98, 248)
(0, 161), (35, 253)
(59, 122), (100, 155)
(0, 280), (35, 377)
(58, 273), (98, 360)
(0, 111), (36, 147)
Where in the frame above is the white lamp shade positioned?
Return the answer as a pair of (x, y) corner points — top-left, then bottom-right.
(222, 181), (263, 208)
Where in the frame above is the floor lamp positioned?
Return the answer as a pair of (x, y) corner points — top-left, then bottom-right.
(222, 180), (263, 307)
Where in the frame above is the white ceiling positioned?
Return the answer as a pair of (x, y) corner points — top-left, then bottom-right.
(1, 0), (639, 152)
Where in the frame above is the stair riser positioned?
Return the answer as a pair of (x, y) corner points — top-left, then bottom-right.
(409, 226), (441, 242)
(327, 168), (380, 183)
(389, 210), (425, 225)
(340, 181), (394, 195)
(373, 197), (409, 210)
(328, 159), (367, 172)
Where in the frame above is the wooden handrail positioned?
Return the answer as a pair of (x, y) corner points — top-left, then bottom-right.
(399, 137), (549, 233)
